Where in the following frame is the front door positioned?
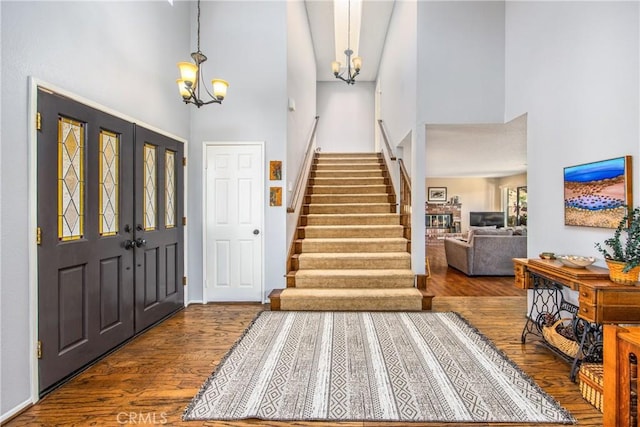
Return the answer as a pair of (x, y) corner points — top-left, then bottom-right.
(204, 144), (263, 302)
(133, 126), (184, 331)
(37, 89), (183, 394)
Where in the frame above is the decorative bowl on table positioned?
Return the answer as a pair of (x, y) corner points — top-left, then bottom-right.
(539, 252), (555, 260)
(555, 255), (596, 269)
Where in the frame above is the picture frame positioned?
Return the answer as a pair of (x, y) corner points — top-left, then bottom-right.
(269, 187), (282, 207)
(564, 155), (632, 228)
(427, 187), (447, 202)
(269, 160), (282, 181)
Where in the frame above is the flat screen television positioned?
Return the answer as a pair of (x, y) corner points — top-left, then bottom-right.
(470, 212), (505, 228)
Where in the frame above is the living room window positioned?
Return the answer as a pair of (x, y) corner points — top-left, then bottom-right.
(506, 186), (527, 226)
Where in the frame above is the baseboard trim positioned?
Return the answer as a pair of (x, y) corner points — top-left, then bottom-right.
(1, 398), (33, 424)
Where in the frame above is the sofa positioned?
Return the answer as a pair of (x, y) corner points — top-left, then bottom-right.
(444, 227), (527, 276)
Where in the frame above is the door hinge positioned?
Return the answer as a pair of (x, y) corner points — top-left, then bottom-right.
(182, 217), (187, 226)
(36, 112), (42, 131)
(36, 226), (42, 245)
(182, 157), (187, 167)
(37, 340), (42, 359)
(183, 276), (187, 286)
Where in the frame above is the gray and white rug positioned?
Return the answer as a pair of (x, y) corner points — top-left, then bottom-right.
(183, 311), (575, 423)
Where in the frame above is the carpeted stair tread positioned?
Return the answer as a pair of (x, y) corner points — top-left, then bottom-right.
(302, 225), (403, 238)
(294, 268), (414, 277)
(315, 163), (383, 169)
(292, 269), (415, 288)
(300, 237), (407, 252)
(278, 288), (423, 311)
(312, 170), (385, 178)
(306, 203), (394, 214)
(304, 213), (400, 225)
(311, 177), (386, 185)
(308, 194), (391, 204)
(311, 185), (389, 194)
(297, 252), (411, 269)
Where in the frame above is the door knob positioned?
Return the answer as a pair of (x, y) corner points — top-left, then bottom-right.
(135, 238), (147, 248)
(253, 229), (260, 235)
(123, 240), (135, 250)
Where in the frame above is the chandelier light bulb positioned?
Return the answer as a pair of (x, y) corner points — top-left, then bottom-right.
(211, 79), (229, 100)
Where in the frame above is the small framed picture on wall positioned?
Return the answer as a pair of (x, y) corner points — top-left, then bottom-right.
(428, 187), (447, 202)
(269, 161), (282, 181)
(270, 187), (282, 206)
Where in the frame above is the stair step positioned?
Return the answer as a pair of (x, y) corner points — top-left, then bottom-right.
(308, 194), (392, 204)
(306, 203), (393, 214)
(304, 214), (399, 226)
(292, 269), (415, 288)
(300, 237), (407, 252)
(311, 177), (386, 186)
(312, 170), (384, 178)
(302, 225), (404, 238)
(310, 185), (389, 194)
(315, 163), (384, 171)
(276, 288), (423, 311)
(315, 157), (381, 164)
(298, 252), (411, 269)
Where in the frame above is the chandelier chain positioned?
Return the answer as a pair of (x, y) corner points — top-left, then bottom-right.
(347, 0), (351, 49)
(196, 0), (201, 52)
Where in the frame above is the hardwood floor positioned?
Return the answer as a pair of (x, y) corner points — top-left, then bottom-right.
(3, 246), (602, 426)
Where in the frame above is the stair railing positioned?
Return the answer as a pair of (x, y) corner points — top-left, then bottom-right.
(287, 116), (320, 213)
(398, 158), (412, 250)
(378, 119), (396, 161)
(378, 119), (411, 252)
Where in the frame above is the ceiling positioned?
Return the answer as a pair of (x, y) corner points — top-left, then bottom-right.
(305, 0), (394, 82)
(304, 1), (528, 178)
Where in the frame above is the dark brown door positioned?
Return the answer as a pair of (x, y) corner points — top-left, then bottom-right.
(133, 125), (184, 332)
(37, 90), (184, 394)
(37, 90), (135, 393)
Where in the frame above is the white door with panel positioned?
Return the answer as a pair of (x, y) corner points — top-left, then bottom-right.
(204, 144), (264, 301)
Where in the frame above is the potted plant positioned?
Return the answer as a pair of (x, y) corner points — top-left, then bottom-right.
(594, 206), (640, 284)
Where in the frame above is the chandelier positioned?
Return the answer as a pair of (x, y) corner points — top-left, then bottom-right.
(176, 0), (228, 107)
(331, 0), (362, 85)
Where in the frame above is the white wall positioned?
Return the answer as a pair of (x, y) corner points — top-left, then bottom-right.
(418, 1), (506, 124)
(0, 1), (190, 419)
(378, 0), (417, 148)
(315, 81), (375, 152)
(185, 1), (289, 303)
(377, 0), (424, 273)
(505, 1), (640, 267)
(286, 1), (317, 247)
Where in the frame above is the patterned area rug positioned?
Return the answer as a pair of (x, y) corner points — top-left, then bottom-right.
(183, 311), (575, 423)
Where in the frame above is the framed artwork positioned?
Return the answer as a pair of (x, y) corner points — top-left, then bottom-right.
(427, 187), (447, 202)
(269, 160), (282, 181)
(269, 187), (282, 207)
(564, 155), (632, 228)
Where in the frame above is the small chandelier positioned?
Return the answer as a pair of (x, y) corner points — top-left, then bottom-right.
(331, 0), (362, 85)
(176, 0), (228, 107)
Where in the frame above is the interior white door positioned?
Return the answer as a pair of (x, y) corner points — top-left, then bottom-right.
(204, 143), (264, 302)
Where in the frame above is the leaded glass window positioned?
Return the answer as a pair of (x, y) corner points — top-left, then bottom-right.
(165, 150), (176, 228)
(143, 143), (157, 231)
(58, 117), (85, 241)
(99, 130), (119, 236)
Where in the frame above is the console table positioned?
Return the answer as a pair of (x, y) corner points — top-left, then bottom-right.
(514, 258), (640, 381)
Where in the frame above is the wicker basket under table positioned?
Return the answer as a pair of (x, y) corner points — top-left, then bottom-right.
(578, 363), (604, 412)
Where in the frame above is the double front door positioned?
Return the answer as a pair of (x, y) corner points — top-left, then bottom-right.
(37, 89), (184, 394)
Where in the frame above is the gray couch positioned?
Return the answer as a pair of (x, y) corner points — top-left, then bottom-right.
(444, 228), (527, 276)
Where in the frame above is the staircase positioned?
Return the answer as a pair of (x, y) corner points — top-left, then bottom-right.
(269, 152), (432, 311)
